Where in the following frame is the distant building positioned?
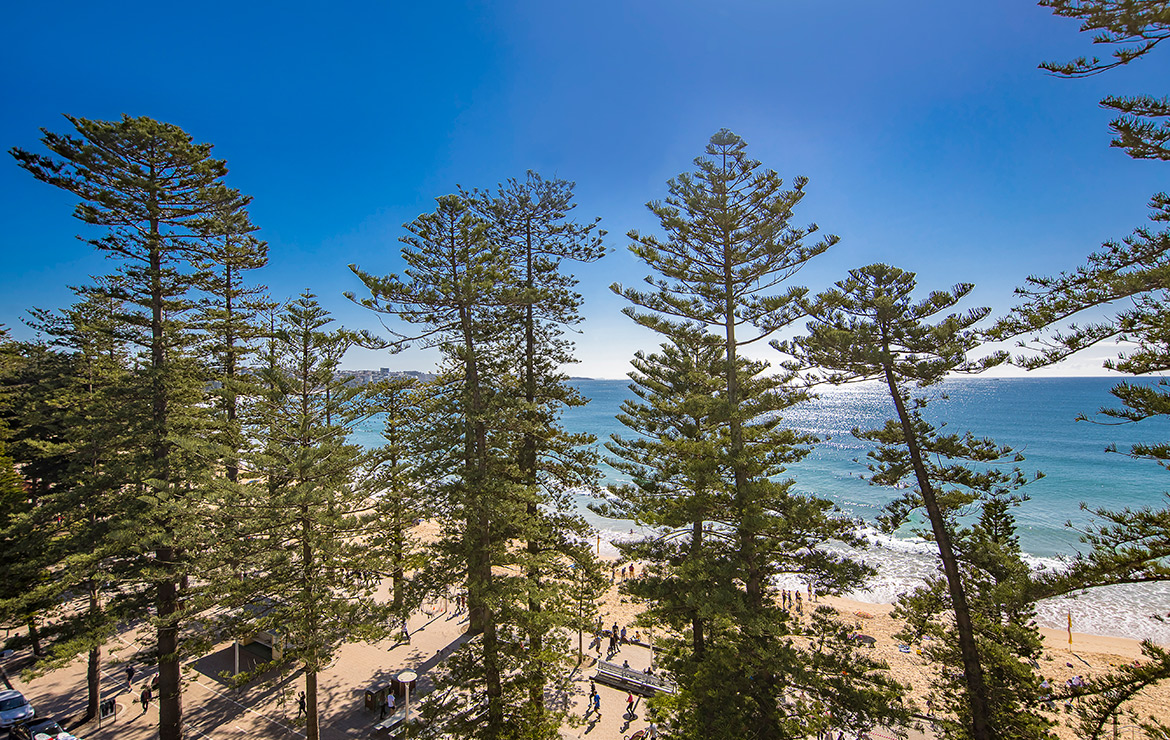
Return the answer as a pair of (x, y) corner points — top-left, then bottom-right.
(336, 368), (436, 386)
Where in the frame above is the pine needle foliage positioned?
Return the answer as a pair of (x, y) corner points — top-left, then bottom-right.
(611, 131), (906, 740)
(11, 114), (255, 740)
(1040, 0), (1170, 160)
(224, 293), (389, 740)
(192, 200), (270, 486)
(788, 263), (1046, 740)
(992, 11), (1170, 726)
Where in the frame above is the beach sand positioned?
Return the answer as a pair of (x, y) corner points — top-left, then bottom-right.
(373, 522), (1168, 738)
(592, 561), (1170, 738)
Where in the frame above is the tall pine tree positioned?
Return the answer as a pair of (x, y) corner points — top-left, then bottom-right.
(223, 293), (388, 740)
(612, 130), (905, 740)
(10, 289), (137, 720)
(350, 194), (519, 737)
(12, 114), (253, 740)
(468, 172), (606, 730)
(789, 263), (1041, 740)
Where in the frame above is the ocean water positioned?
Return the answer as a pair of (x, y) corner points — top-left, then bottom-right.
(354, 377), (1170, 643)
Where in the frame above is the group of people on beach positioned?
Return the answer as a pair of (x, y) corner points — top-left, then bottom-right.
(612, 562), (639, 583)
(781, 589), (804, 615)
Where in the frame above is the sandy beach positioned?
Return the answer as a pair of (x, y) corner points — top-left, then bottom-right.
(593, 555), (1170, 739)
(11, 522), (1164, 740)
(405, 524), (1170, 737)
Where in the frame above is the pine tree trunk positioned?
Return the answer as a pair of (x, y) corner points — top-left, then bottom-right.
(482, 597), (504, 739)
(521, 232), (546, 715)
(392, 555), (405, 624)
(475, 441), (504, 738)
(306, 668), (319, 740)
(158, 552), (182, 740)
(150, 224), (184, 740)
(389, 451), (406, 622)
(86, 583), (101, 720)
(224, 261), (239, 484)
(87, 646), (100, 721)
(690, 518), (705, 657)
(303, 501), (320, 740)
(724, 254), (778, 739)
(690, 519), (712, 738)
(882, 367), (991, 740)
(462, 304), (489, 637)
(27, 619), (42, 657)
(469, 345), (503, 736)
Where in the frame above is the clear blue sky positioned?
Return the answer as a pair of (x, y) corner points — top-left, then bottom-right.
(2, 0), (1165, 378)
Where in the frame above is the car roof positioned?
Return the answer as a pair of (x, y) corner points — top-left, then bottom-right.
(0, 689), (25, 699)
(25, 718), (61, 728)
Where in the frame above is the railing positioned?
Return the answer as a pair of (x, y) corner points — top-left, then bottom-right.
(594, 659), (677, 694)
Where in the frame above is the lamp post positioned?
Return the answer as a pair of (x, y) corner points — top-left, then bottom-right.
(397, 669), (418, 723)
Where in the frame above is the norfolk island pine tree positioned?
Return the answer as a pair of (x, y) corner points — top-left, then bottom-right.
(784, 263), (1049, 740)
(12, 114), (259, 740)
(610, 130), (908, 740)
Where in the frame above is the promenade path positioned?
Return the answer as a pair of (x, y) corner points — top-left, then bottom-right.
(2, 598), (662, 739)
(6, 602), (471, 740)
(7, 577), (923, 740)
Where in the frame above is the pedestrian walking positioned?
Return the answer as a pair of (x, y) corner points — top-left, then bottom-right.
(140, 684), (152, 714)
(593, 692), (601, 717)
(124, 665), (134, 689)
(626, 692), (635, 717)
(382, 691), (395, 719)
(297, 690), (306, 718)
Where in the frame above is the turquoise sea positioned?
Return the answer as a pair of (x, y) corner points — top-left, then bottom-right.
(356, 377), (1170, 643)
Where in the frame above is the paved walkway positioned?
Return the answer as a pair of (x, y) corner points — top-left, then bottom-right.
(5, 603), (471, 740)
(5, 617), (923, 740)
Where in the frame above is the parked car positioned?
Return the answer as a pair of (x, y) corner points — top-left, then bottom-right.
(11, 718), (80, 740)
(0, 689), (35, 729)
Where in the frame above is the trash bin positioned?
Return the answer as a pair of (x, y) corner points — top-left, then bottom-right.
(366, 685), (389, 711)
(367, 683), (395, 711)
(391, 676), (416, 698)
